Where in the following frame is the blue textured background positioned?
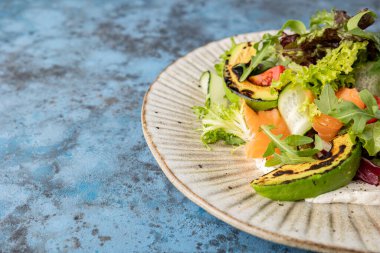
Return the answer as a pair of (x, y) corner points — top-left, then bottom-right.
(1, 0), (379, 252)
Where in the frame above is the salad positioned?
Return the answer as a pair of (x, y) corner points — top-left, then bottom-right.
(193, 9), (380, 201)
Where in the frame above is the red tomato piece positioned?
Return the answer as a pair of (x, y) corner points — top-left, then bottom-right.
(248, 66), (285, 86)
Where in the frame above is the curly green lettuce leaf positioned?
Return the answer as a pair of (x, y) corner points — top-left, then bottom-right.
(193, 103), (251, 146)
(310, 9), (335, 31)
(272, 40), (368, 94)
(300, 100), (321, 121)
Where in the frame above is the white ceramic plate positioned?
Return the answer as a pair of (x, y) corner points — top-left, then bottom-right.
(142, 31), (380, 253)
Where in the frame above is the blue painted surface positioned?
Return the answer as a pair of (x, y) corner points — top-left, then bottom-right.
(0, 0), (379, 252)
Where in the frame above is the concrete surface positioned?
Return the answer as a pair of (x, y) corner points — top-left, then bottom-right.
(0, 0), (379, 252)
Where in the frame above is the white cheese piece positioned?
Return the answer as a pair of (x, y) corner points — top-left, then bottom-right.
(306, 181), (380, 205)
(254, 158), (277, 174)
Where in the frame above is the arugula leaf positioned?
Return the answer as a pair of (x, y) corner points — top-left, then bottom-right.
(263, 141), (276, 157)
(360, 89), (379, 114)
(314, 135), (323, 150)
(239, 41), (276, 82)
(314, 84), (339, 114)
(331, 98), (380, 135)
(357, 121), (380, 156)
(285, 135), (314, 146)
(315, 85), (380, 135)
(261, 126), (297, 156)
(297, 148), (320, 157)
(261, 126), (317, 166)
(265, 154), (282, 167)
(331, 101), (372, 134)
(265, 153), (315, 167)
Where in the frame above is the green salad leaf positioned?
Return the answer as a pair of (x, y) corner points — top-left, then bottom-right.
(284, 135), (314, 146)
(261, 126), (321, 166)
(314, 83), (339, 114)
(238, 40), (276, 82)
(214, 38), (237, 77)
(193, 103), (251, 147)
(333, 90), (379, 134)
(272, 40), (368, 94)
(357, 121), (380, 156)
(316, 84), (380, 137)
(281, 20), (307, 35)
(314, 134), (323, 150)
(309, 9), (334, 31)
(344, 9), (380, 51)
(346, 9), (377, 31)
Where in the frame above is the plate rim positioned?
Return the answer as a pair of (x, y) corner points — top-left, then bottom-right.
(141, 32), (369, 253)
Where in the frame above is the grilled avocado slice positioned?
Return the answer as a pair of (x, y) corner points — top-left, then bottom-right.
(223, 42), (278, 111)
(251, 134), (361, 201)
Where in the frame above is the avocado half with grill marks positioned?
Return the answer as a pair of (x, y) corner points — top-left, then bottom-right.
(251, 134), (362, 201)
(223, 42), (278, 111)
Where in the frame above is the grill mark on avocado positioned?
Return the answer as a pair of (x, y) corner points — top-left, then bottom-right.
(273, 170), (294, 177)
(224, 60), (233, 86)
(306, 145), (346, 171)
(318, 151), (333, 160)
(259, 144), (355, 185)
(268, 149), (354, 185)
(225, 77), (232, 86)
(240, 89), (254, 97)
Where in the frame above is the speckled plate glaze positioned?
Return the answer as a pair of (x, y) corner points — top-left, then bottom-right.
(142, 31), (380, 253)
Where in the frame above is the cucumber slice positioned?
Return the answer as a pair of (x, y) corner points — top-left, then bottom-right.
(200, 70), (228, 106)
(199, 71), (210, 95)
(278, 85), (312, 135)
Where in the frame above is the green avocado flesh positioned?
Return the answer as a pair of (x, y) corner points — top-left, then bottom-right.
(251, 134), (362, 201)
(223, 42), (278, 111)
